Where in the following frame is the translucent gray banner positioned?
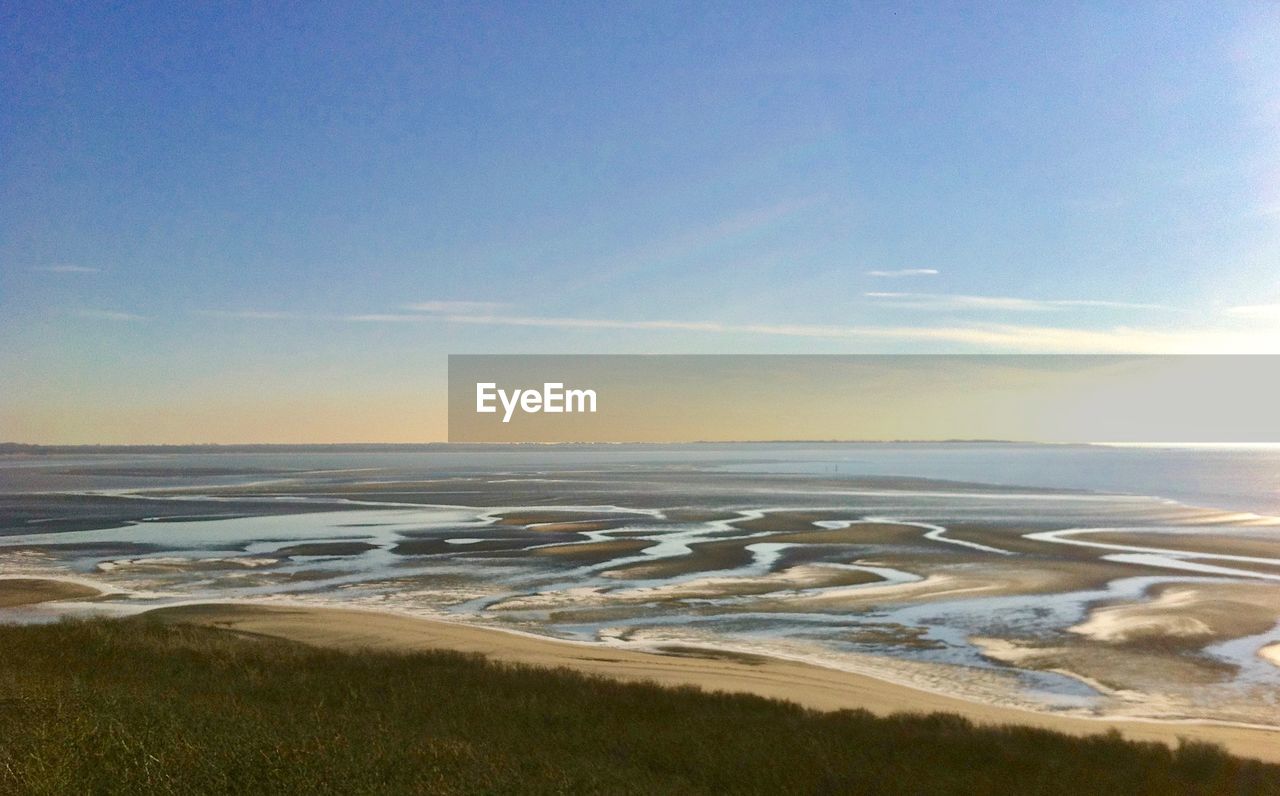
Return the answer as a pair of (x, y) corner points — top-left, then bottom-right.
(448, 355), (1280, 443)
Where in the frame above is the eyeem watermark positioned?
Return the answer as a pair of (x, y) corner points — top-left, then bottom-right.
(475, 382), (598, 423)
(450, 354), (1280, 443)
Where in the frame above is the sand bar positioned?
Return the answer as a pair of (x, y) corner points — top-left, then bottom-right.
(146, 600), (1280, 763)
(1069, 583), (1280, 645)
(0, 577), (101, 607)
(1261, 643), (1280, 669)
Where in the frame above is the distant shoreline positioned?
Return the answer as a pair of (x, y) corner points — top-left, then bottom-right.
(0, 440), (1104, 455)
(7, 441), (1275, 455)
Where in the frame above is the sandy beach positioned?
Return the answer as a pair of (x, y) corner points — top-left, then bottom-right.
(146, 599), (1280, 764)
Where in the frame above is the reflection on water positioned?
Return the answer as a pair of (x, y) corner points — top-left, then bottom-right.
(2, 444), (1279, 724)
(2, 504), (1277, 715)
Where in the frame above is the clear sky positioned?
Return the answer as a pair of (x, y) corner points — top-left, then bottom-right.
(3, 2), (1279, 442)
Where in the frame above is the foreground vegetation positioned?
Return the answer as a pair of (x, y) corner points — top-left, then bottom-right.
(0, 619), (1277, 794)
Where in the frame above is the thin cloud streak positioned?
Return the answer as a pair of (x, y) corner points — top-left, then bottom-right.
(340, 311), (1277, 353)
(864, 292), (1173, 312)
(196, 310), (305, 320)
(572, 197), (820, 291)
(865, 268), (939, 277)
(1227, 303), (1280, 318)
(406, 301), (509, 314)
(73, 309), (145, 321)
(34, 265), (99, 273)
(202, 307), (1275, 352)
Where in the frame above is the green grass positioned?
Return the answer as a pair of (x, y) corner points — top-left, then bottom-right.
(0, 619), (1277, 795)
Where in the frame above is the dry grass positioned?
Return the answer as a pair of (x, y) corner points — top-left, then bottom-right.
(1, 618), (1277, 794)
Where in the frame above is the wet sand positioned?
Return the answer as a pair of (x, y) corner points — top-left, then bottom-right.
(1084, 531), (1280, 560)
(532, 539), (654, 562)
(750, 562), (1113, 613)
(0, 577), (100, 607)
(145, 600), (1280, 763)
(5, 469), (1280, 761)
(1070, 583), (1280, 646)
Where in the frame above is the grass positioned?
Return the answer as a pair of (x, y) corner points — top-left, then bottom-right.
(0, 619), (1277, 795)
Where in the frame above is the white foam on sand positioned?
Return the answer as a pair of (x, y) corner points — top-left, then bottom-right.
(1260, 643), (1280, 669)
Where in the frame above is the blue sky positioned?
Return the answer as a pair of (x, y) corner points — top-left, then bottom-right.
(3, 2), (1280, 441)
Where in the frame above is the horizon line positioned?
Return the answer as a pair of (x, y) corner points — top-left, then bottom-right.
(6, 440), (1279, 451)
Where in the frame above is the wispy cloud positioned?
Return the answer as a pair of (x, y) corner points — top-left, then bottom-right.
(347, 313), (729, 331)
(338, 310), (1276, 353)
(190, 302), (508, 322)
(34, 265), (99, 274)
(865, 268), (939, 277)
(406, 301), (509, 314)
(1227, 302), (1280, 315)
(73, 309), (145, 321)
(572, 197), (819, 291)
(345, 314), (426, 323)
(195, 309), (304, 320)
(864, 292), (1172, 312)
(201, 303), (1274, 352)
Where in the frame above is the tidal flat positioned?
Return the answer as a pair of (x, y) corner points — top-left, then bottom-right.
(3, 444), (1279, 737)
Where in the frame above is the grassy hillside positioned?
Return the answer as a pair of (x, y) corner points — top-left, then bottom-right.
(0, 618), (1276, 795)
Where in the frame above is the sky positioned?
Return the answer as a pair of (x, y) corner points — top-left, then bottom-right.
(3, 2), (1280, 443)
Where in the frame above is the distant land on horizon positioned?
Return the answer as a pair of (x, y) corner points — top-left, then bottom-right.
(0, 440), (1042, 455)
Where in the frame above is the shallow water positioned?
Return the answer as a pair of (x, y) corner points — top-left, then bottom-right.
(2, 444), (1278, 722)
